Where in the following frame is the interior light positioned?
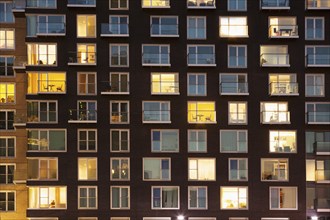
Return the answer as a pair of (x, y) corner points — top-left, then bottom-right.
(177, 215), (184, 220)
(311, 216), (318, 220)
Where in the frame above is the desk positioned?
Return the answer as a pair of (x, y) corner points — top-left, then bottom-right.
(196, 114), (204, 120)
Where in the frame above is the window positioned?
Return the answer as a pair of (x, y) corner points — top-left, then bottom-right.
(34, 15), (65, 36)
(0, 56), (14, 76)
(188, 130), (207, 152)
(261, 159), (288, 181)
(306, 17), (324, 40)
(78, 186), (97, 209)
(187, 17), (206, 39)
(305, 74), (325, 97)
(28, 129), (66, 152)
(110, 44), (129, 67)
(111, 186), (129, 209)
(188, 158), (215, 181)
(68, 0), (95, 6)
(228, 45), (247, 68)
(219, 73), (248, 95)
(143, 158), (170, 180)
(0, 2), (14, 23)
(188, 186), (207, 209)
(105, 15), (129, 36)
(142, 45), (170, 66)
(229, 218), (248, 220)
(187, 45), (215, 66)
(27, 72), (66, 94)
(188, 73), (206, 96)
(77, 15), (96, 38)
(228, 0), (246, 11)
(229, 158), (248, 181)
(269, 17), (298, 38)
(0, 83), (15, 104)
(228, 102), (247, 124)
(0, 137), (15, 157)
(306, 159), (330, 182)
(142, 0), (170, 8)
(270, 187), (297, 210)
(269, 74), (298, 95)
(111, 158), (129, 180)
(78, 129), (97, 152)
(220, 130), (247, 153)
(110, 129), (129, 152)
(260, 102), (290, 124)
(305, 131), (330, 154)
(260, 45), (289, 67)
(110, 101), (129, 123)
(111, 218), (129, 220)
(219, 17), (248, 37)
(0, 164), (14, 184)
(0, 110), (14, 130)
(152, 130), (179, 152)
(151, 16), (178, 37)
(220, 187), (248, 209)
(152, 186), (179, 209)
(28, 186), (66, 209)
(188, 101), (216, 123)
(187, 0), (216, 8)
(27, 43), (56, 65)
(105, 72), (129, 94)
(261, 218), (289, 220)
(27, 158), (57, 180)
(69, 101), (97, 121)
(306, 0), (330, 9)
(27, 101), (57, 123)
(270, 131), (296, 153)
(0, 29), (14, 49)
(69, 44), (96, 65)
(151, 72), (179, 94)
(143, 101), (170, 123)
(110, 0), (128, 9)
(26, 0), (56, 8)
(306, 102), (330, 124)
(78, 72), (96, 95)
(260, 0), (290, 8)
(0, 191), (15, 211)
(78, 158), (97, 180)
(306, 46), (330, 66)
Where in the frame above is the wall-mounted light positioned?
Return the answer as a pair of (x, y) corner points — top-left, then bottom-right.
(177, 215), (184, 220)
(311, 216), (318, 220)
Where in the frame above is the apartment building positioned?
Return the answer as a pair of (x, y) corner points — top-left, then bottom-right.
(0, 0), (329, 220)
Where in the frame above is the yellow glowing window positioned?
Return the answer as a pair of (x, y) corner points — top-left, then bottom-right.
(142, 0), (170, 7)
(269, 130), (296, 153)
(27, 43), (57, 65)
(188, 101), (216, 123)
(151, 73), (179, 94)
(77, 44), (96, 64)
(221, 187), (248, 209)
(261, 102), (290, 124)
(0, 29), (14, 49)
(77, 15), (96, 38)
(0, 83), (15, 103)
(188, 158), (216, 180)
(219, 17), (248, 37)
(78, 158), (97, 180)
(27, 72), (66, 94)
(28, 186), (67, 209)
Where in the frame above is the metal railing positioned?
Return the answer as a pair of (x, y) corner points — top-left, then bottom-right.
(151, 24), (178, 36)
(261, 0), (289, 8)
(307, 112), (330, 123)
(67, 0), (96, 6)
(188, 111), (216, 123)
(269, 25), (298, 37)
(28, 54), (57, 65)
(142, 53), (170, 65)
(260, 53), (290, 66)
(143, 110), (170, 122)
(269, 82), (298, 95)
(152, 81), (179, 93)
(306, 54), (330, 66)
(261, 111), (290, 123)
(69, 109), (97, 121)
(229, 169), (248, 180)
(26, 0), (56, 8)
(187, 0), (215, 7)
(187, 53), (215, 65)
(37, 22), (65, 35)
(27, 111), (57, 123)
(68, 52), (96, 64)
(220, 82), (248, 94)
(142, 0), (170, 7)
(101, 81), (129, 93)
(101, 23), (129, 35)
(314, 198), (330, 210)
(315, 142), (330, 154)
(307, 0), (330, 8)
(229, 113), (247, 124)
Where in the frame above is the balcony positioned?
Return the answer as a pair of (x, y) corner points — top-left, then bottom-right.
(100, 23), (129, 37)
(68, 52), (96, 66)
(36, 22), (66, 36)
(142, 0), (170, 8)
(187, 0), (216, 8)
(269, 25), (298, 38)
(269, 82), (298, 96)
(261, 0), (290, 9)
(26, 0), (56, 8)
(316, 170), (330, 183)
(101, 81), (129, 95)
(151, 24), (179, 37)
(314, 199), (330, 212)
(261, 111), (290, 124)
(306, 54), (330, 67)
(260, 53), (290, 67)
(306, 0), (330, 9)
(142, 110), (171, 123)
(13, 113), (27, 127)
(68, 109), (97, 123)
(220, 82), (249, 95)
(12, 0), (26, 15)
(37, 80), (66, 94)
(315, 142), (330, 155)
(187, 53), (216, 66)
(306, 112), (330, 124)
(13, 170), (27, 184)
(188, 110), (216, 123)
(142, 53), (170, 66)
(67, 0), (96, 7)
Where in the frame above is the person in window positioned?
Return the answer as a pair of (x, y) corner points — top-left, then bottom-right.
(50, 200), (55, 208)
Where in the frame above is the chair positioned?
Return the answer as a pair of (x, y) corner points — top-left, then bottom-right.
(205, 115), (212, 121)
(206, 0), (214, 6)
(188, 1), (196, 6)
(43, 84), (49, 91)
(56, 84), (63, 92)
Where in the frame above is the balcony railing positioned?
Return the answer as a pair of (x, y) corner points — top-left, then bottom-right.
(306, 54), (330, 67)
(68, 109), (97, 123)
(38, 80), (66, 93)
(152, 81), (179, 94)
(142, 53), (170, 66)
(261, 111), (290, 124)
(67, 0), (96, 7)
(142, 110), (171, 123)
(187, 53), (216, 66)
(314, 199), (330, 212)
(100, 23), (129, 37)
(260, 53), (290, 67)
(142, 0), (170, 8)
(315, 142), (330, 155)
(306, 112), (330, 124)
(26, 0), (56, 8)
(220, 82), (248, 95)
(101, 81), (129, 95)
(261, 0), (290, 9)
(111, 112), (129, 123)
(37, 22), (66, 36)
(229, 169), (248, 180)
(151, 24), (179, 36)
(316, 170), (330, 182)
(306, 0), (330, 9)
(68, 52), (96, 65)
(262, 171), (288, 181)
(188, 110), (216, 123)
(27, 111), (57, 123)
(269, 25), (298, 38)
(229, 113), (247, 124)
(12, 0), (26, 12)
(187, 0), (216, 8)
(13, 113), (27, 127)
(270, 143), (295, 153)
(219, 25), (249, 37)
(269, 82), (298, 95)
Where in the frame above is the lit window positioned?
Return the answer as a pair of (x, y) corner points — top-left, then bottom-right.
(229, 158), (248, 181)
(228, 102), (247, 124)
(26, 0), (56, 8)
(228, 45), (247, 68)
(78, 186), (97, 209)
(0, 29), (14, 49)
(220, 130), (247, 153)
(306, 102), (330, 124)
(27, 43), (57, 65)
(142, 0), (170, 8)
(27, 158), (58, 180)
(142, 101), (170, 123)
(269, 131), (296, 153)
(152, 186), (179, 209)
(305, 74), (324, 97)
(27, 72), (66, 94)
(219, 17), (248, 37)
(28, 186), (67, 209)
(0, 191), (15, 211)
(187, 45), (215, 66)
(260, 45), (289, 67)
(306, 46), (330, 67)
(187, 0), (216, 8)
(0, 83), (15, 104)
(0, 137), (15, 157)
(69, 44), (96, 65)
(228, 0), (246, 11)
(78, 158), (97, 180)
(220, 187), (248, 209)
(188, 186), (207, 209)
(142, 45), (170, 66)
(151, 72), (179, 94)
(188, 101), (216, 123)
(0, 56), (14, 76)
(102, 15), (129, 36)
(110, 129), (129, 152)
(261, 158), (288, 181)
(77, 15), (96, 38)
(27, 101), (57, 123)
(111, 158), (129, 180)
(188, 130), (207, 152)
(69, 101), (97, 122)
(306, 17), (324, 40)
(78, 72), (96, 95)
(110, 101), (129, 124)
(27, 129), (66, 152)
(219, 73), (248, 95)
(260, 102), (290, 124)
(0, 2), (13, 23)
(187, 17), (206, 39)
(188, 73), (206, 96)
(152, 130), (179, 152)
(111, 186), (130, 209)
(78, 129), (97, 152)
(306, 0), (330, 9)
(0, 110), (14, 130)
(110, 0), (128, 9)
(0, 164), (14, 184)
(151, 16), (178, 37)
(269, 73), (298, 96)
(270, 187), (297, 210)
(188, 158), (215, 181)
(143, 158), (170, 181)
(110, 44), (129, 67)
(269, 17), (298, 38)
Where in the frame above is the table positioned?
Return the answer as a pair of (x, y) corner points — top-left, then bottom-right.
(48, 84), (55, 91)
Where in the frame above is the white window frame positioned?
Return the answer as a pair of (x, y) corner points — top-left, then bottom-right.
(0, 110), (14, 130)
(305, 45), (330, 67)
(187, 0), (216, 8)
(27, 100), (58, 123)
(228, 102), (248, 124)
(0, 2), (14, 23)
(260, 102), (290, 124)
(36, 15), (66, 36)
(0, 136), (15, 157)
(0, 56), (14, 77)
(269, 130), (297, 153)
(187, 16), (206, 39)
(106, 72), (130, 94)
(0, 191), (15, 211)
(26, 0), (57, 8)
(305, 17), (324, 40)
(268, 73), (298, 96)
(151, 129), (179, 152)
(219, 73), (248, 95)
(228, 0), (247, 11)
(110, 44), (129, 67)
(142, 101), (171, 123)
(143, 158), (171, 181)
(78, 129), (97, 152)
(142, 0), (170, 8)
(151, 186), (179, 209)
(110, 101), (129, 124)
(78, 157), (97, 181)
(27, 129), (67, 152)
(78, 186), (98, 209)
(269, 187), (298, 210)
(0, 29), (15, 49)
(110, 186), (130, 209)
(305, 74), (325, 97)
(73, 100), (97, 122)
(219, 17), (248, 38)
(109, 0), (128, 9)
(142, 44), (170, 66)
(187, 73), (207, 96)
(187, 45), (216, 66)
(110, 129), (130, 152)
(77, 72), (97, 95)
(188, 158), (216, 181)
(261, 158), (289, 181)
(220, 186), (248, 210)
(151, 72), (179, 95)
(305, 102), (330, 124)
(27, 158), (58, 180)
(76, 15), (96, 38)
(150, 16), (179, 37)
(0, 163), (15, 184)
(188, 129), (207, 152)
(228, 45), (247, 68)
(0, 82), (15, 104)
(27, 43), (57, 66)
(220, 130), (248, 153)
(188, 186), (208, 209)
(228, 158), (248, 181)
(28, 186), (67, 209)
(110, 158), (130, 181)
(108, 15), (129, 36)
